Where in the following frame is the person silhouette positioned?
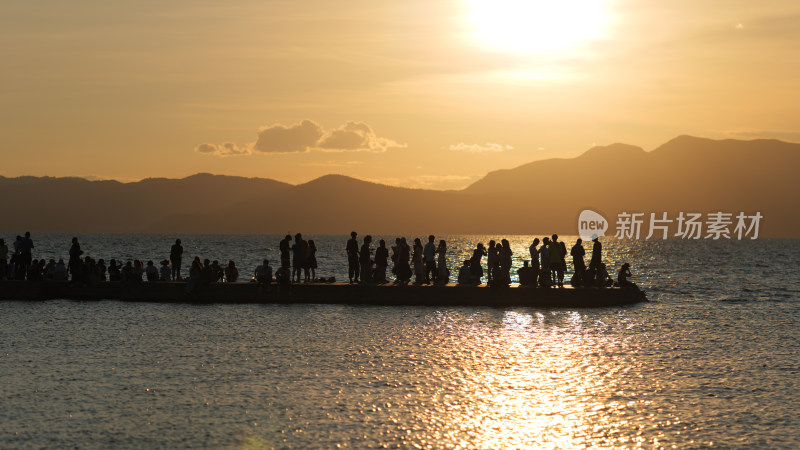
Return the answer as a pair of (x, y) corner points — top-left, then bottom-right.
(159, 260), (171, 281)
(590, 235), (602, 271)
(549, 234), (565, 288)
(528, 238), (540, 287)
(68, 237), (83, 279)
(301, 238), (311, 282)
(390, 238), (400, 277)
(0, 238), (8, 281)
(225, 260), (239, 282)
(254, 259), (271, 284)
(597, 262), (613, 287)
(458, 259), (472, 285)
(108, 259), (121, 282)
(571, 239), (586, 286)
(499, 239), (513, 285)
(145, 260), (159, 282)
(396, 237), (411, 284)
(539, 237), (551, 287)
(470, 243), (486, 285)
(436, 239), (448, 284)
(412, 238), (424, 284)
(275, 261), (292, 293)
(170, 239), (184, 280)
(18, 232), (34, 281)
(423, 235), (437, 284)
(292, 233), (305, 283)
(487, 240), (498, 282)
(517, 260), (535, 286)
(360, 235), (373, 284)
(558, 239), (567, 288)
(279, 234), (292, 269)
(306, 240), (318, 281)
(618, 263), (636, 288)
(374, 239), (389, 283)
(346, 231), (360, 284)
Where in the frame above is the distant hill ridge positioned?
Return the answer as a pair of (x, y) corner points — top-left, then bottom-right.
(2, 136), (798, 236)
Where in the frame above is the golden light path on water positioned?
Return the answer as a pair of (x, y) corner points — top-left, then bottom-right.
(395, 310), (645, 449)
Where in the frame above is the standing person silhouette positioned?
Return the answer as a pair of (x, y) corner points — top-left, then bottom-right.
(291, 233), (305, 283)
(346, 231), (360, 284)
(499, 239), (513, 285)
(539, 237), (551, 287)
(571, 239), (586, 286)
(68, 237), (83, 279)
(0, 238), (7, 280)
(487, 240), (498, 282)
(302, 238), (311, 282)
(549, 234), (563, 287)
(529, 238), (540, 287)
(423, 235), (437, 284)
(390, 238), (402, 278)
(590, 235), (602, 271)
(396, 237), (411, 284)
(279, 234), (292, 269)
(412, 238), (424, 284)
(170, 239), (184, 280)
(359, 235), (373, 284)
(307, 240), (318, 281)
(436, 239), (448, 283)
(18, 232), (34, 281)
(374, 239), (389, 283)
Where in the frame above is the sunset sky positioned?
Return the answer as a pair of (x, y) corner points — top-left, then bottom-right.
(2, 0), (799, 189)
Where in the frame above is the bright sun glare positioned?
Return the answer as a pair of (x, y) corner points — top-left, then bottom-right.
(466, 0), (608, 52)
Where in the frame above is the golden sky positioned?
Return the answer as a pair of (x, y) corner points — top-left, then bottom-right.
(2, 0), (800, 189)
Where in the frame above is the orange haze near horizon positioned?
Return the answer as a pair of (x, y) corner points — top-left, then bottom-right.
(2, 0), (800, 190)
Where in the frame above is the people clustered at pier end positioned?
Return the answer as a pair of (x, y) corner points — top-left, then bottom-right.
(0, 232), (637, 289)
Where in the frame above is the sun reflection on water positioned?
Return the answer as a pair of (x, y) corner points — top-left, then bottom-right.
(400, 309), (650, 448)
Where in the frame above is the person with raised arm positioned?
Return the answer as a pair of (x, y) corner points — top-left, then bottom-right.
(470, 243), (487, 285)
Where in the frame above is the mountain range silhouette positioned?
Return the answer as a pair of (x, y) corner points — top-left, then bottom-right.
(2, 136), (797, 236)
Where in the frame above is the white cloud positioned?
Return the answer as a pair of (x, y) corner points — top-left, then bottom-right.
(448, 142), (513, 153)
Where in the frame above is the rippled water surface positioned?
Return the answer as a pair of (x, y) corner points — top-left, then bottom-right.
(1, 234), (799, 448)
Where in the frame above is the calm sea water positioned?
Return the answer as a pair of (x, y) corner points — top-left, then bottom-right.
(1, 233), (799, 448)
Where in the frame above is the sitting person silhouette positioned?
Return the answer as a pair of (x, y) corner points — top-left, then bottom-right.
(618, 262), (636, 288)
(458, 260), (472, 285)
(517, 260), (535, 286)
(597, 263), (613, 287)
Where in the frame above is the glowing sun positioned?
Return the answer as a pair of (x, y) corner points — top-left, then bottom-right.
(465, 0), (608, 52)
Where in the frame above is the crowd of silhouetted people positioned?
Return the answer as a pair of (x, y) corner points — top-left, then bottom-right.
(0, 232), (637, 289)
(342, 231), (634, 288)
